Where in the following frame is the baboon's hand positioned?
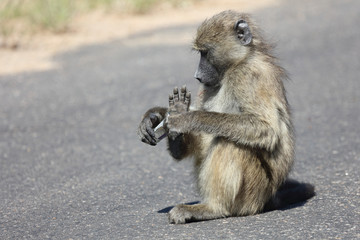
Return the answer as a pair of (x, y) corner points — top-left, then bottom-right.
(168, 86), (191, 115)
(167, 86), (191, 139)
(137, 111), (163, 146)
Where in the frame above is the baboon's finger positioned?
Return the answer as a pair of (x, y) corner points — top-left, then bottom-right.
(138, 121), (157, 145)
(169, 94), (174, 107)
(173, 87), (179, 101)
(180, 85), (187, 102)
(185, 92), (191, 108)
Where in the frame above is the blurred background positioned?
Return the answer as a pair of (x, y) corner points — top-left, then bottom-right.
(0, 0), (199, 42)
(0, 0), (272, 74)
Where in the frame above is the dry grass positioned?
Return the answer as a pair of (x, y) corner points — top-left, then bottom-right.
(0, 0), (278, 75)
(0, 0), (196, 48)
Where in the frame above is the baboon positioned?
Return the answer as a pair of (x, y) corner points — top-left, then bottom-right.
(137, 10), (314, 224)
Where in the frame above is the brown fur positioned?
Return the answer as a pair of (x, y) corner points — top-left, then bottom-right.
(166, 11), (295, 223)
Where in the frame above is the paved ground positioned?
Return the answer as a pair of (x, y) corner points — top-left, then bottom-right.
(0, 0), (359, 239)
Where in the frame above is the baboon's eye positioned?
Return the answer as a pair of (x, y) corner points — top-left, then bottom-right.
(200, 50), (208, 58)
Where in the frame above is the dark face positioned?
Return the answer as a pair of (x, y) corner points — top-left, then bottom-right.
(193, 18), (252, 87)
(194, 51), (220, 87)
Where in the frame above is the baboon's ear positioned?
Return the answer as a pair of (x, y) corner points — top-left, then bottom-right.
(234, 19), (252, 45)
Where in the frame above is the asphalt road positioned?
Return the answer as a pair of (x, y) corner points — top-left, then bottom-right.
(1, 0), (359, 239)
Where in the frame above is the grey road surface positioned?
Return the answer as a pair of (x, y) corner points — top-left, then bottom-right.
(1, 0), (359, 239)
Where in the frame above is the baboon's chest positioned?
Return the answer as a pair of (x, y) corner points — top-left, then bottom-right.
(202, 86), (241, 113)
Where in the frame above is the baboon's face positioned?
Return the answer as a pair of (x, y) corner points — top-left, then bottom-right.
(194, 51), (220, 87)
(193, 12), (253, 87)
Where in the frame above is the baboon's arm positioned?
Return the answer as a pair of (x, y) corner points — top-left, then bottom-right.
(167, 111), (280, 151)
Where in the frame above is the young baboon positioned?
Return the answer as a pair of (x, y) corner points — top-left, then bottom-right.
(137, 10), (314, 224)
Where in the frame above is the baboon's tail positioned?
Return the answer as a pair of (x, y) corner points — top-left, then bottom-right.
(264, 179), (315, 212)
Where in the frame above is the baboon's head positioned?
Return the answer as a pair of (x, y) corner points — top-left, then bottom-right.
(193, 11), (260, 87)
